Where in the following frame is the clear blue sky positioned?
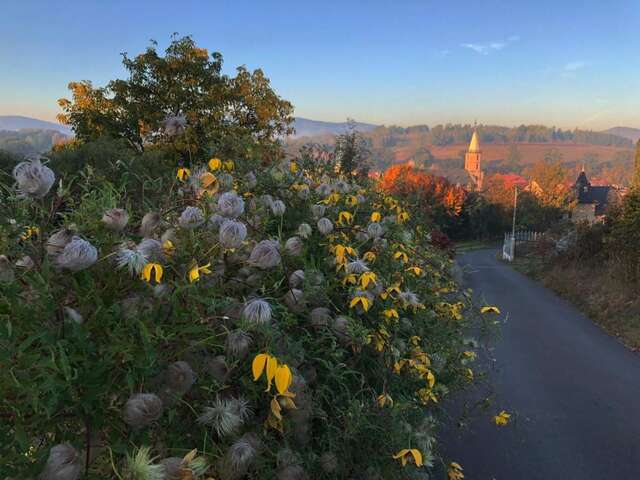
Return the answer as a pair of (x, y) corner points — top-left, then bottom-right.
(1, 0), (639, 129)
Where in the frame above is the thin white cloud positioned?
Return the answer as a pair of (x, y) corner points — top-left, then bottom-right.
(460, 36), (519, 55)
(561, 60), (588, 78)
(564, 61), (586, 72)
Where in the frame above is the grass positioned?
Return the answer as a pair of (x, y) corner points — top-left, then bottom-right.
(455, 239), (499, 255)
(505, 246), (640, 351)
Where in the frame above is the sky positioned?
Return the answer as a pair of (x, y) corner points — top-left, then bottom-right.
(1, 0), (639, 129)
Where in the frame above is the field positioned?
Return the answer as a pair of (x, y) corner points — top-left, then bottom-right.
(391, 142), (633, 165)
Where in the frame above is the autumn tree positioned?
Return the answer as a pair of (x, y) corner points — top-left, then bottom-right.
(524, 157), (569, 208)
(58, 35), (293, 160)
(633, 140), (640, 190)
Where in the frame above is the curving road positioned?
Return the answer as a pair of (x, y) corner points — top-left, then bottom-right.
(440, 248), (640, 479)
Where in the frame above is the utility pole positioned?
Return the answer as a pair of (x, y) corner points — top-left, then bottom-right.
(512, 186), (518, 236)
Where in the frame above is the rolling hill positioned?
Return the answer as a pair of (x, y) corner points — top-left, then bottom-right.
(291, 117), (378, 138)
(0, 115), (72, 135)
(602, 127), (640, 143)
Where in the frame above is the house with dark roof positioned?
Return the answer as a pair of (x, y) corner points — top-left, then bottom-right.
(572, 168), (618, 223)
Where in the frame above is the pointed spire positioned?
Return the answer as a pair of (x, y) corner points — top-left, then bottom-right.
(468, 130), (480, 153)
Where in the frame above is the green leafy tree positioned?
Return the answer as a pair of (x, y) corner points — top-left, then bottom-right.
(334, 120), (371, 179)
(58, 35), (293, 160)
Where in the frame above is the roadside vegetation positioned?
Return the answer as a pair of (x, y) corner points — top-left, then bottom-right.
(0, 36), (487, 479)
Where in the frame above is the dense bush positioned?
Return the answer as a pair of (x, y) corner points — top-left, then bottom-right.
(1, 136), (480, 479)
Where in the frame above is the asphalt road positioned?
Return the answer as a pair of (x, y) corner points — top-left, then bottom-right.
(439, 248), (640, 479)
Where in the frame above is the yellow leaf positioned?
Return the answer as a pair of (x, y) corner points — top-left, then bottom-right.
(182, 448), (198, 463)
(270, 397), (282, 421)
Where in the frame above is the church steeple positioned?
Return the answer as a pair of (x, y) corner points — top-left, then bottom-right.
(468, 130), (480, 153)
(464, 128), (483, 190)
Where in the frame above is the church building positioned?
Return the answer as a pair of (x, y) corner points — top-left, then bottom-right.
(464, 130), (484, 190)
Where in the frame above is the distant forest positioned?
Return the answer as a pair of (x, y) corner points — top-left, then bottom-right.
(0, 129), (67, 156)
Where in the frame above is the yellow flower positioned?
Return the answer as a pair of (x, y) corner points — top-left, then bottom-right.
(20, 226), (39, 241)
(208, 157), (222, 171)
(141, 263), (163, 283)
(274, 364), (293, 395)
(383, 309), (399, 320)
(176, 167), (191, 181)
(417, 387), (438, 405)
(377, 393), (393, 408)
(448, 462), (464, 480)
(406, 266), (423, 276)
(349, 295), (371, 312)
(481, 305), (501, 314)
(162, 240), (175, 255)
(289, 161), (298, 173)
(188, 263), (212, 283)
(393, 251), (409, 264)
(346, 195), (358, 207)
(359, 271), (377, 289)
(392, 449), (423, 467)
(398, 211), (409, 222)
(370, 211), (382, 222)
(342, 274), (357, 285)
(493, 410), (511, 426)
(252, 353), (279, 391)
(320, 192), (341, 205)
(223, 159), (235, 171)
(337, 211), (353, 225)
(363, 251), (377, 262)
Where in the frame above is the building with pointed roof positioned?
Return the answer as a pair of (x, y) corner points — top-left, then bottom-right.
(572, 167), (618, 223)
(464, 130), (484, 190)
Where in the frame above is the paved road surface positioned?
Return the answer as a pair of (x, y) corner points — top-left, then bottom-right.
(440, 248), (640, 479)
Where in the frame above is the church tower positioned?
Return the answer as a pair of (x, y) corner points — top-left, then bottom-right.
(464, 129), (484, 190)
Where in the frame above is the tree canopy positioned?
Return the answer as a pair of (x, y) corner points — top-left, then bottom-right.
(57, 35), (293, 159)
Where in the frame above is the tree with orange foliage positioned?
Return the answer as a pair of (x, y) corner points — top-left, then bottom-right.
(380, 164), (466, 227)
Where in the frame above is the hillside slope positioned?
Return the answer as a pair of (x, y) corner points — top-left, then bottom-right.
(0, 115), (72, 135)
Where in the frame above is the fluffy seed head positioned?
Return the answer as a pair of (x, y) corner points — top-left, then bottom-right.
(123, 393), (164, 429)
(179, 206), (205, 229)
(16, 255), (34, 269)
(248, 240), (281, 269)
(208, 213), (225, 232)
(284, 236), (304, 257)
(297, 223), (312, 239)
(242, 298), (272, 325)
(278, 465), (308, 480)
(317, 218), (333, 235)
(219, 220), (248, 249)
(140, 211), (162, 237)
(164, 361), (195, 397)
(218, 191), (245, 218)
(13, 158), (55, 198)
(56, 237), (98, 272)
(289, 270), (305, 288)
(310, 307), (332, 328)
(346, 259), (369, 275)
(310, 204), (326, 219)
(39, 443), (82, 480)
(102, 208), (129, 231)
(319, 452), (338, 473)
(163, 114), (187, 136)
(226, 329), (252, 359)
(46, 228), (75, 256)
(244, 171), (258, 188)
(198, 396), (252, 437)
(270, 199), (286, 216)
(367, 222), (384, 239)
(137, 238), (163, 262)
(283, 288), (306, 313)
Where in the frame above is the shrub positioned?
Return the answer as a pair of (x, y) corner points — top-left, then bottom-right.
(1, 138), (479, 479)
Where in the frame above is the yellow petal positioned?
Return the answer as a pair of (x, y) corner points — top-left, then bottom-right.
(392, 449), (409, 460)
(275, 364), (293, 395)
(410, 449), (423, 467)
(266, 355), (278, 391)
(252, 353), (268, 381)
(153, 264), (163, 283)
(189, 266), (200, 283)
(141, 263), (152, 281)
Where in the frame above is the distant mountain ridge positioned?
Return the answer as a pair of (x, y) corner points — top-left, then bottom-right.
(0, 115), (72, 135)
(602, 127), (640, 143)
(292, 117), (378, 138)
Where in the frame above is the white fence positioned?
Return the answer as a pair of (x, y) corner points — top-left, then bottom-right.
(502, 231), (545, 261)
